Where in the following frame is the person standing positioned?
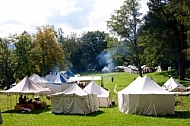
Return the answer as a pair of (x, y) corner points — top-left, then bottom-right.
(111, 77), (114, 82)
(19, 95), (24, 104)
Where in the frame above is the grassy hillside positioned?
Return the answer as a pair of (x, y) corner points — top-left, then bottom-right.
(91, 71), (190, 102)
(0, 71), (190, 126)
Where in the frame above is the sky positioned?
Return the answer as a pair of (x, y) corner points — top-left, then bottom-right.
(0, 0), (149, 38)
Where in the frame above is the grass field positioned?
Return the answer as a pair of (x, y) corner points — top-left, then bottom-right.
(1, 71), (190, 126)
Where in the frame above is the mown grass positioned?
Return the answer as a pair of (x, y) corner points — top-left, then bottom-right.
(1, 71), (190, 126)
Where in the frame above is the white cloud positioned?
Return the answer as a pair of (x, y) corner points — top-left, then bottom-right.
(87, 0), (124, 33)
(0, 0), (148, 37)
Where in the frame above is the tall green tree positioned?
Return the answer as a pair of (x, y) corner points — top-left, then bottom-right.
(147, 0), (190, 80)
(80, 31), (108, 71)
(55, 28), (80, 70)
(14, 31), (34, 79)
(138, 14), (178, 69)
(105, 36), (127, 66)
(107, 0), (143, 76)
(104, 35), (128, 67)
(70, 41), (83, 72)
(34, 25), (65, 76)
(0, 36), (18, 89)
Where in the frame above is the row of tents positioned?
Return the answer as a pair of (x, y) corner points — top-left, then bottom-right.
(50, 81), (110, 114)
(0, 73), (110, 114)
(1, 72), (189, 116)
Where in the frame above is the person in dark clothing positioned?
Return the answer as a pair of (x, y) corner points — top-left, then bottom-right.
(19, 95), (24, 104)
(27, 98), (33, 103)
(23, 95), (27, 103)
(111, 77), (114, 82)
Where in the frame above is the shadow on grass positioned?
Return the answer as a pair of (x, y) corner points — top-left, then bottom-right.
(179, 82), (190, 87)
(156, 70), (190, 80)
(142, 111), (190, 119)
(155, 70), (178, 77)
(174, 111), (190, 119)
(87, 110), (105, 116)
(155, 70), (190, 86)
(109, 104), (118, 108)
(159, 111), (190, 119)
(52, 110), (104, 117)
(2, 105), (51, 115)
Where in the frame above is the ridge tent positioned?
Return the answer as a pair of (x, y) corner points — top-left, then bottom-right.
(118, 75), (175, 116)
(50, 83), (99, 114)
(162, 77), (186, 92)
(64, 70), (75, 79)
(0, 77), (49, 94)
(29, 73), (48, 88)
(44, 74), (55, 81)
(0, 77), (51, 111)
(45, 73), (71, 94)
(83, 81), (111, 107)
(48, 73), (68, 84)
(102, 66), (109, 72)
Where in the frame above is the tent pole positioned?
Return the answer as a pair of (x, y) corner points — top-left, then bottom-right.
(84, 96), (86, 116)
(7, 94), (10, 110)
(16, 94), (17, 104)
(10, 94), (12, 110)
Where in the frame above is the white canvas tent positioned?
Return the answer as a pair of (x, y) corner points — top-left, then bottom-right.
(29, 73), (48, 88)
(83, 81), (111, 107)
(69, 76), (102, 82)
(50, 84), (99, 114)
(0, 77), (50, 94)
(102, 66), (109, 72)
(162, 77), (186, 92)
(0, 77), (51, 112)
(44, 74), (55, 81)
(118, 75), (175, 116)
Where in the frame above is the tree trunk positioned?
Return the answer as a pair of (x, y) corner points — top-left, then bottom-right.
(6, 78), (11, 89)
(178, 24), (187, 80)
(178, 53), (185, 80)
(175, 23), (186, 80)
(138, 66), (143, 77)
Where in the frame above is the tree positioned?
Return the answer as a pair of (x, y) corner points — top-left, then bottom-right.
(105, 36), (128, 66)
(138, 14), (178, 69)
(14, 31), (34, 79)
(0, 36), (18, 89)
(55, 28), (80, 70)
(34, 25), (65, 76)
(70, 42), (84, 72)
(147, 0), (190, 80)
(80, 31), (108, 71)
(107, 0), (143, 76)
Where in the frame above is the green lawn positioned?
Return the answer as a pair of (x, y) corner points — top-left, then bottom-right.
(1, 71), (190, 126)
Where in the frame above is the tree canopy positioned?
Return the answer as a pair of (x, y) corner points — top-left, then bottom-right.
(107, 0), (143, 76)
(0, 0), (190, 89)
